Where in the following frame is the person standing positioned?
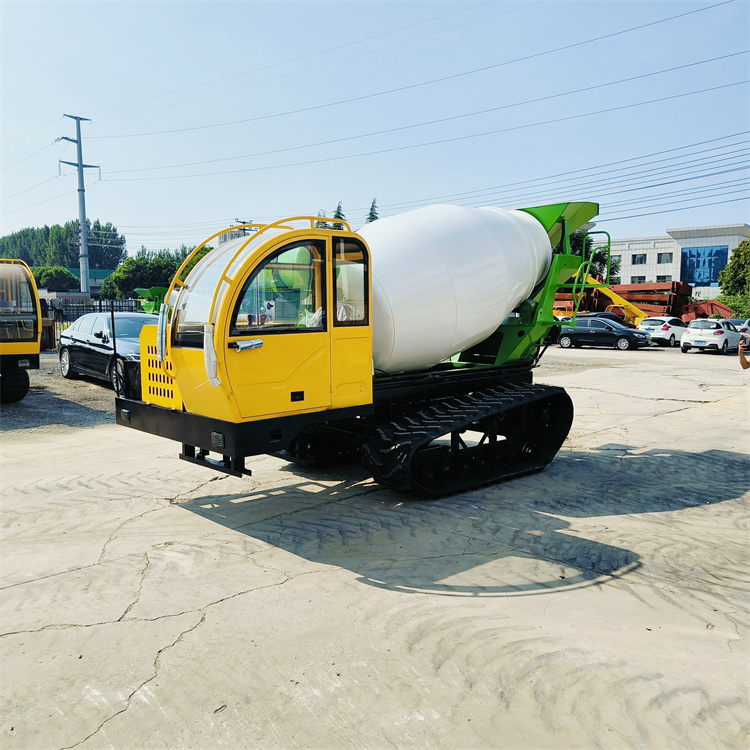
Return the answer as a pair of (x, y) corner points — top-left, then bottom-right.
(739, 334), (750, 370)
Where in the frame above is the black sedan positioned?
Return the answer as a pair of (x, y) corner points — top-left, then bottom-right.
(58, 312), (156, 397)
(558, 318), (651, 350)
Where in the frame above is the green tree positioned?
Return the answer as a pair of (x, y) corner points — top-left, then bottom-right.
(716, 291), (750, 318)
(0, 219), (126, 269)
(314, 210), (328, 229)
(45, 223), (78, 267)
(332, 202), (346, 230)
(87, 220), (127, 269)
(99, 256), (180, 299)
(365, 199), (379, 223)
(553, 230), (621, 281)
(31, 266), (79, 291)
(718, 238), (750, 297)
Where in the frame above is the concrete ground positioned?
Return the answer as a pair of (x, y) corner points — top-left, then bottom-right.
(1, 346), (748, 749)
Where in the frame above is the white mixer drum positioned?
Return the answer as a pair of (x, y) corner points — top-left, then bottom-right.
(357, 204), (552, 373)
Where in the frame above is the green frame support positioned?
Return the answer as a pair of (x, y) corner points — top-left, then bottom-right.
(454, 201), (605, 368)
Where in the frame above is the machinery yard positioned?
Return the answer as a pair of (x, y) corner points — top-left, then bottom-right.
(1, 346), (748, 749)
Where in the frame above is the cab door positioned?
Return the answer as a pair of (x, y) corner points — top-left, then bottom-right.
(330, 237), (372, 409)
(224, 239), (332, 420)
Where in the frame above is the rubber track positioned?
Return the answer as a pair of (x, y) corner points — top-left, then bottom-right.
(361, 383), (573, 496)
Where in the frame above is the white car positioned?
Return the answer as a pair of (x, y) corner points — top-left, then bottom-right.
(680, 319), (742, 354)
(637, 316), (688, 347)
(727, 318), (750, 335)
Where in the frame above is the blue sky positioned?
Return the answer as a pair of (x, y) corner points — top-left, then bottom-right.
(1, 0), (748, 253)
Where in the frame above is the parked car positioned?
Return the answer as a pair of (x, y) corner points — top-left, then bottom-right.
(680, 319), (742, 354)
(727, 318), (750, 335)
(58, 312), (156, 396)
(573, 312), (637, 328)
(637, 316), (688, 347)
(558, 318), (651, 350)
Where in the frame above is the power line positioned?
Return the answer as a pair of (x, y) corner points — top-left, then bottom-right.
(1, 116), (64, 149)
(600, 196), (749, 221)
(455, 152), (750, 206)
(82, 1), (501, 120)
(1, 176), (100, 216)
(458, 165), (750, 210)
(587, 178), (749, 208)
(104, 80), (749, 182)
(106, 52), (749, 175)
(606, 186), (749, 210)
(2, 176), (61, 202)
(374, 132), (750, 211)
(91, 0), (738, 140)
(0, 142), (56, 172)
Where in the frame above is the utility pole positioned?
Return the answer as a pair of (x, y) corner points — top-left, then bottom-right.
(234, 218), (254, 237)
(59, 115), (99, 295)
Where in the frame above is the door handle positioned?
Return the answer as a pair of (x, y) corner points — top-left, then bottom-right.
(230, 339), (263, 351)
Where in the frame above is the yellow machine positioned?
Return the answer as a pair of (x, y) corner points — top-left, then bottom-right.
(117, 204), (600, 495)
(0, 259), (42, 403)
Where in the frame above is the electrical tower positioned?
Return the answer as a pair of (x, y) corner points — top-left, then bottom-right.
(58, 115), (99, 295)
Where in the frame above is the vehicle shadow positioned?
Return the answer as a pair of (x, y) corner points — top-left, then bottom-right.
(0, 386), (113, 431)
(178, 445), (749, 598)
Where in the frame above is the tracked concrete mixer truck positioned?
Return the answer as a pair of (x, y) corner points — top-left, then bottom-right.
(115, 201), (604, 495)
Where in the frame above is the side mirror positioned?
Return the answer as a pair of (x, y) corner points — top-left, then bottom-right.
(94, 330), (109, 343)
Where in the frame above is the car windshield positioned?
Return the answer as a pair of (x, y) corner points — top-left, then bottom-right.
(688, 320), (720, 330)
(640, 319), (663, 327)
(608, 319), (628, 329)
(112, 316), (155, 338)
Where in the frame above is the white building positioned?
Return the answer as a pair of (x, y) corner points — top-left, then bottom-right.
(609, 224), (750, 298)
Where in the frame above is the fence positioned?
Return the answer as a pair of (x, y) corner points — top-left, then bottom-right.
(43, 298), (144, 350)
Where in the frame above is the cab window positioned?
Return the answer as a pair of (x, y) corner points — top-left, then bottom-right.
(333, 238), (368, 327)
(230, 240), (326, 336)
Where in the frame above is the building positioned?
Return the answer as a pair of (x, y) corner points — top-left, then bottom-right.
(609, 224), (750, 298)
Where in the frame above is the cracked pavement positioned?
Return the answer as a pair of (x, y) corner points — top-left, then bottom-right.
(1, 346), (749, 749)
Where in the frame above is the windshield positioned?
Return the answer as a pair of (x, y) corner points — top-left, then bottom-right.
(688, 320), (720, 330)
(112, 316), (155, 338)
(0, 263), (38, 342)
(608, 319), (628, 329)
(175, 229), (284, 348)
(640, 319), (663, 327)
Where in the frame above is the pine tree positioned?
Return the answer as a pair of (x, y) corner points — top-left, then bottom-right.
(314, 209), (328, 229)
(332, 202), (346, 230)
(365, 199), (379, 223)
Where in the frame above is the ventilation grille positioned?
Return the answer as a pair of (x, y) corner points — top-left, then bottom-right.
(141, 327), (180, 409)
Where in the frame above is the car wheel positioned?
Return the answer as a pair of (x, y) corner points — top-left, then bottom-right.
(59, 348), (77, 379)
(681, 345), (690, 353)
(110, 356), (126, 396)
(721, 340), (728, 355)
(558, 335), (573, 349)
(615, 337), (631, 351)
(669, 334), (675, 347)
